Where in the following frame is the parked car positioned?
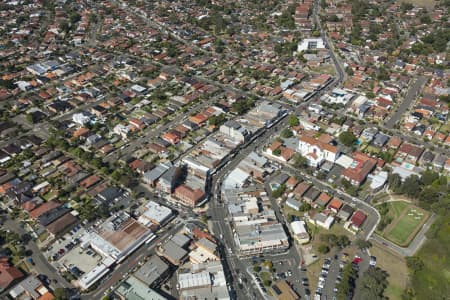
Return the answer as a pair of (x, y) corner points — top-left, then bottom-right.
(369, 256), (377, 267)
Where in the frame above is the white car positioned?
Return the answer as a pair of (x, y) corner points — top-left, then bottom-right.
(369, 256), (377, 267)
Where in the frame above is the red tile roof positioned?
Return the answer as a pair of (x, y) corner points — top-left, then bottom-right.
(351, 210), (366, 228)
(30, 201), (62, 219)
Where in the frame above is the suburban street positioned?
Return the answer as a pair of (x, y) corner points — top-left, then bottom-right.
(385, 75), (428, 129)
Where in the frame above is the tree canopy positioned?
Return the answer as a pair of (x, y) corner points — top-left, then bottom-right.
(339, 131), (357, 146)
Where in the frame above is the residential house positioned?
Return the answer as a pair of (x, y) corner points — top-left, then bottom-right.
(336, 204), (354, 221)
(351, 210), (366, 230)
(327, 198), (343, 213)
(397, 143), (424, 164)
(0, 258), (24, 292)
(341, 152), (378, 186)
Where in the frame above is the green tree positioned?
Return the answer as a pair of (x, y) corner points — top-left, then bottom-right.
(421, 170), (439, 186)
(355, 238), (372, 250)
(273, 148), (282, 156)
(388, 173), (402, 192)
(54, 288), (68, 300)
(318, 244), (330, 254)
(281, 128), (293, 138)
(299, 202), (311, 212)
(337, 263), (357, 300)
(366, 91), (376, 99)
(337, 235), (351, 248)
(339, 131), (357, 146)
(288, 115), (299, 127)
(292, 153), (308, 168)
(359, 267), (388, 300)
(272, 184), (286, 198)
(401, 175), (421, 198)
(406, 256), (424, 274)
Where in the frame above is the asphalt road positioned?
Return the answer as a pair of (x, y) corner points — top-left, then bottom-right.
(313, 0), (346, 84)
(385, 75), (428, 129)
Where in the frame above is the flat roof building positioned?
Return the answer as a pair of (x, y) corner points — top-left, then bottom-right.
(178, 261), (230, 300)
(137, 200), (172, 227)
(116, 276), (166, 300)
(133, 256), (170, 288)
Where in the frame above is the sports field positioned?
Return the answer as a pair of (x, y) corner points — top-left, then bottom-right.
(384, 204), (429, 246)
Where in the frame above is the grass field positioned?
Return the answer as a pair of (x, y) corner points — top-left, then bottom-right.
(389, 201), (408, 218)
(411, 216), (450, 299)
(371, 241), (409, 300)
(385, 204), (429, 246)
(398, 0), (437, 8)
(382, 202), (429, 246)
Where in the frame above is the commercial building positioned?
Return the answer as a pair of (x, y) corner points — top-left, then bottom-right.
(297, 38), (326, 52)
(219, 120), (250, 142)
(116, 276), (166, 300)
(290, 221), (310, 244)
(173, 184), (205, 207)
(79, 212), (155, 290)
(133, 256), (170, 288)
(177, 261), (230, 300)
(137, 200), (172, 227)
(234, 223), (289, 256)
(157, 240), (188, 266)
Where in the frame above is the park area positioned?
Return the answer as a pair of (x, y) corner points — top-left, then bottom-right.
(378, 201), (429, 246)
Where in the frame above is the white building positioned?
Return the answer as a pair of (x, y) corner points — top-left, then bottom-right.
(297, 38), (326, 52)
(138, 200), (173, 226)
(72, 113), (91, 126)
(219, 120), (249, 142)
(178, 261), (230, 300)
(113, 124), (131, 139)
(290, 221), (310, 244)
(298, 135), (339, 167)
(321, 88), (355, 105)
(299, 118), (320, 131)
